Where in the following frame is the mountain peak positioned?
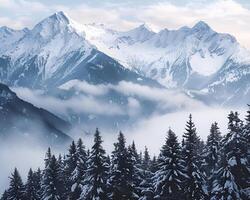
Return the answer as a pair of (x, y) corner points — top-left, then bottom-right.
(31, 11), (74, 38)
(123, 23), (155, 43)
(192, 21), (211, 31)
(48, 11), (70, 25)
(0, 26), (14, 33)
(137, 23), (153, 32)
(129, 23), (155, 36)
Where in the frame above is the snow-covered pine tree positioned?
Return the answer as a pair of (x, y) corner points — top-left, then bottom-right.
(204, 122), (222, 175)
(70, 138), (87, 199)
(220, 112), (250, 196)
(128, 141), (142, 198)
(25, 168), (39, 200)
(32, 168), (42, 199)
(139, 147), (154, 200)
(65, 141), (79, 199)
(210, 111), (250, 200)
(0, 190), (8, 200)
(7, 168), (25, 200)
(57, 154), (67, 200)
(243, 106), (250, 199)
(202, 122), (222, 196)
(211, 154), (242, 200)
(41, 155), (64, 200)
(109, 132), (136, 200)
(182, 114), (207, 200)
(150, 156), (158, 174)
(142, 147), (151, 171)
(44, 147), (52, 168)
(244, 105), (250, 162)
(80, 128), (109, 200)
(153, 129), (186, 200)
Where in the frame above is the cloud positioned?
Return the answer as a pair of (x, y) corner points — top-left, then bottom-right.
(12, 87), (124, 116)
(12, 80), (204, 121)
(0, 0), (52, 29)
(111, 81), (204, 110)
(59, 80), (205, 110)
(59, 80), (109, 96)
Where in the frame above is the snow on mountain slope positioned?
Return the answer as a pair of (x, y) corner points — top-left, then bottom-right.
(0, 12), (93, 82)
(0, 12), (249, 106)
(80, 21), (250, 90)
(0, 26), (28, 53)
(0, 12), (159, 89)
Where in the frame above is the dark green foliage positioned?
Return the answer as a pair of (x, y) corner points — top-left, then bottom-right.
(153, 129), (186, 200)
(67, 138), (87, 200)
(182, 114), (207, 200)
(0, 190), (8, 200)
(2, 109), (250, 200)
(211, 111), (250, 200)
(109, 132), (136, 200)
(139, 147), (154, 200)
(128, 141), (143, 198)
(80, 128), (109, 200)
(7, 168), (25, 200)
(25, 169), (40, 200)
(41, 155), (65, 200)
(202, 122), (222, 196)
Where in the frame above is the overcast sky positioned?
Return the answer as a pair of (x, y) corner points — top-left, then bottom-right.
(0, 0), (250, 49)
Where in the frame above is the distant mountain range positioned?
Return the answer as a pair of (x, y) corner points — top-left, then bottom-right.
(0, 11), (249, 141)
(79, 19), (250, 106)
(0, 11), (249, 106)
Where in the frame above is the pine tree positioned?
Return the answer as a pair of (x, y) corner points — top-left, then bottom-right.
(224, 112), (250, 190)
(150, 156), (158, 174)
(204, 122), (222, 175)
(153, 129), (186, 200)
(80, 128), (109, 200)
(57, 154), (67, 200)
(109, 132), (136, 200)
(139, 147), (154, 200)
(202, 122), (222, 196)
(41, 155), (63, 200)
(211, 111), (250, 199)
(44, 147), (52, 168)
(244, 105), (250, 163)
(182, 114), (207, 200)
(71, 138), (87, 199)
(25, 169), (39, 200)
(7, 168), (25, 200)
(128, 141), (142, 198)
(0, 190), (8, 200)
(211, 155), (242, 200)
(65, 141), (78, 199)
(32, 168), (42, 199)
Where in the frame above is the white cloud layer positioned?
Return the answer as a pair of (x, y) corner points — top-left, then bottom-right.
(12, 80), (204, 122)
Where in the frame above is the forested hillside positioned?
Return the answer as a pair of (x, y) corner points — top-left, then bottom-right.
(1, 108), (250, 200)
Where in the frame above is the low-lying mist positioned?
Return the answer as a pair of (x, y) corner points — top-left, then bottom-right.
(1, 81), (247, 193)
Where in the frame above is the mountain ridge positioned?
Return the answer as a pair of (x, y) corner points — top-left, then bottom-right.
(0, 82), (72, 146)
(0, 11), (160, 90)
(0, 11), (249, 105)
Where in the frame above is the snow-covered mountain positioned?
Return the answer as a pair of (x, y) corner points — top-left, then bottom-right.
(79, 21), (250, 105)
(0, 12), (158, 89)
(0, 11), (249, 106)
